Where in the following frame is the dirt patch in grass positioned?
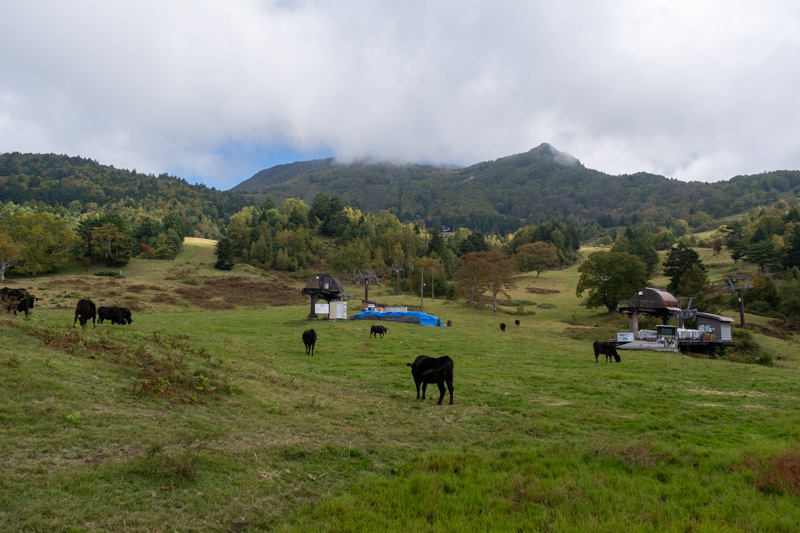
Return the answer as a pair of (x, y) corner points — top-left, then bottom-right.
(526, 287), (561, 295)
(127, 284), (162, 293)
(595, 440), (669, 469)
(753, 448), (800, 495)
(564, 326), (617, 342)
(688, 387), (768, 398)
(152, 293), (182, 306)
(174, 277), (305, 309)
(30, 273), (304, 312)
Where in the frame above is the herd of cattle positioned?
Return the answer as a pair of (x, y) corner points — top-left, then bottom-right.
(3, 286), (621, 407)
(1, 288), (133, 328)
(1, 287), (37, 316)
(74, 298), (133, 327)
(299, 322), (621, 406)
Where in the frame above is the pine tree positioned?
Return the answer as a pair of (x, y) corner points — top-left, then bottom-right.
(663, 242), (707, 293)
(723, 221), (745, 264)
(214, 237), (236, 270)
(783, 226), (800, 270)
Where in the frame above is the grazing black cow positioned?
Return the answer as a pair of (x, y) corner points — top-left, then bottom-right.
(302, 329), (316, 356)
(500, 322), (506, 332)
(515, 319), (520, 327)
(74, 299), (97, 327)
(370, 325), (388, 338)
(119, 307), (133, 324)
(593, 341), (621, 363)
(406, 355), (454, 405)
(98, 306), (130, 325)
(1, 287), (36, 316)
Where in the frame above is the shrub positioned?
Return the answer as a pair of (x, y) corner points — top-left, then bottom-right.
(721, 329), (774, 366)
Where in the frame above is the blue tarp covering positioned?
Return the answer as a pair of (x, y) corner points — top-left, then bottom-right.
(350, 310), (446, 327)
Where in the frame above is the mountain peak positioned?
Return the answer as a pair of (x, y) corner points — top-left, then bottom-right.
(490, 144), (582, 168)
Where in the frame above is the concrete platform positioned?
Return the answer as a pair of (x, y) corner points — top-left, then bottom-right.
(617, 340), (678, 352)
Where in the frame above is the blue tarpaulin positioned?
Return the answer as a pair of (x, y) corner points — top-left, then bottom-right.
(350, 310), (446, 327)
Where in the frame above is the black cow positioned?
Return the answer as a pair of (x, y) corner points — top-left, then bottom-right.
(370, 325), (388, 338)
(515, 319), (520, 327)
(500, 322), (506, 332)
(593, 341), (621, 363)
(406, 355), (454, 405)
(98, 306), (131, 325)
(1, 287), (36, 316)
(74, 299), (97, 327)
(119, 307), (133, 324)
(302, 329), (316, 356)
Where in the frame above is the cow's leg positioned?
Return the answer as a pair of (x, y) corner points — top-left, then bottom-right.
(446, 378), (454, 405)
(421, 382), (428, 399)
(415, 380), (421, 399)
(436, 382), (446, 405)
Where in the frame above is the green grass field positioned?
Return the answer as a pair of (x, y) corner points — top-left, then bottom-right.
(2, 240), (800, 531)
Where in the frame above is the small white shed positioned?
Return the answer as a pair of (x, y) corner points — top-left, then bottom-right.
(695, 312), (734, 342)
(329, 300), (347, 320)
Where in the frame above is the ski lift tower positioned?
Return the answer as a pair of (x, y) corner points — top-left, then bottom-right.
(391, 264), (404, 295)
(356, 269), (378, 301)
(676, 296), (697, 328)
(727, 277), (752, 327)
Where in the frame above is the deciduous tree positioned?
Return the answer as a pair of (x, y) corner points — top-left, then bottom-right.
(515, 241), (560, 277)
(454, 249), (518, 315)
(0, 233), (22, 281)
(576, 251), (648, 312)
(91, 223), (133, 266)
(0, 212), (80, 275)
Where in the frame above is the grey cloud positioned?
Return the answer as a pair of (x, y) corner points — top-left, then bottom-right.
(1, 0), (799, 188)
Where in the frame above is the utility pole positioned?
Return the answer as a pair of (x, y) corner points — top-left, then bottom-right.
(420, 267), (424, 312)
(391, 264), (404, 295)
(431, 266), (435, 301)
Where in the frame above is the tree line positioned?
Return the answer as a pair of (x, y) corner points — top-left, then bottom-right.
(0, 201), (189, 280)
(576, 204), (800, 322)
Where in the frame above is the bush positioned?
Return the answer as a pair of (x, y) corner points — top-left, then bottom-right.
(721, 329), (774, 366)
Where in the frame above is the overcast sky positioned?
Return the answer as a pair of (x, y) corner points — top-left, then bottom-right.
(2, 1), (799, 190)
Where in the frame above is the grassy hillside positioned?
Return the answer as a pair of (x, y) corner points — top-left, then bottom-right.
(2, 240), (800, 531)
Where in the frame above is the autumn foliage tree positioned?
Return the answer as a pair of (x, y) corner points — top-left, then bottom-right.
(454, 248), (518, 315)
(0, 212), (80, 275)
(453, 252), (489, 308)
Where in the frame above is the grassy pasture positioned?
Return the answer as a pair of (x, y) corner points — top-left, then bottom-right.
(2, 240), (800, 531)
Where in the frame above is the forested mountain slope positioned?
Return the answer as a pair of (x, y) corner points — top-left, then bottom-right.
(241, 144), (800, 233)
(0, 152), (253, 238)
(3, 147), (800, 237)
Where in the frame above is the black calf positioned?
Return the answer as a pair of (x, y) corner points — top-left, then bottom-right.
(370, 325), (388, 338)
(302, 329), (317, 356)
